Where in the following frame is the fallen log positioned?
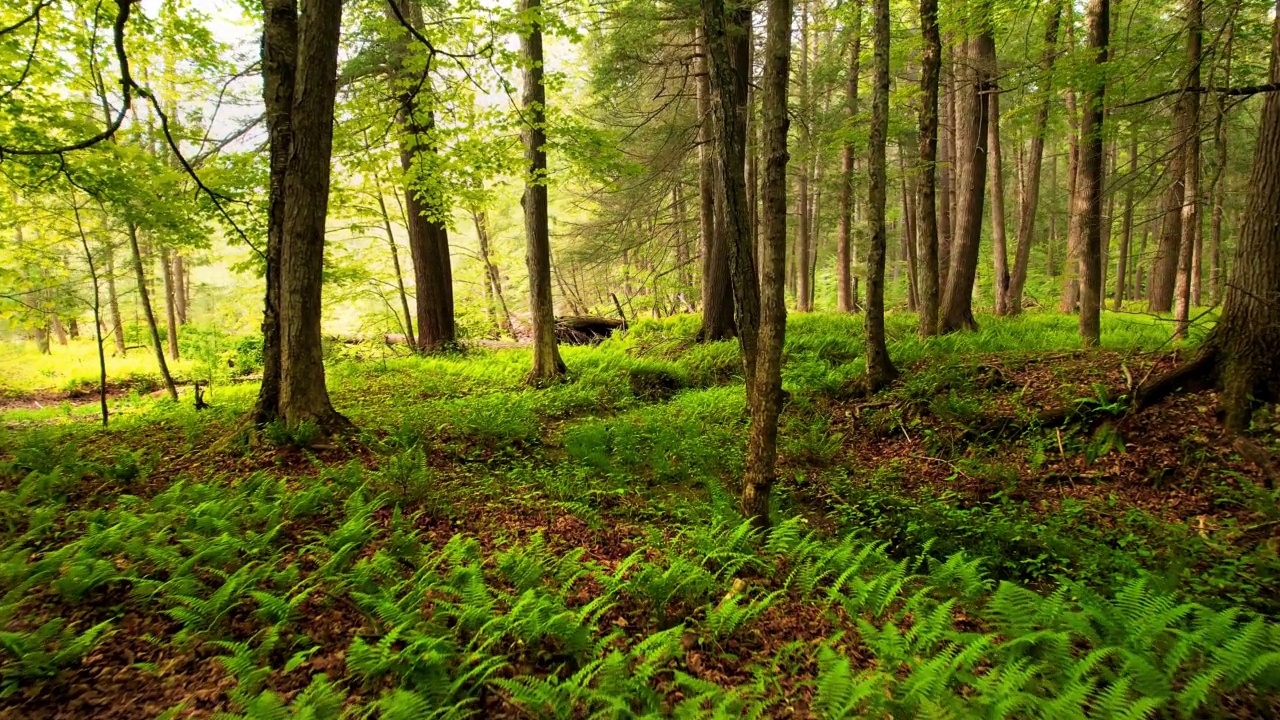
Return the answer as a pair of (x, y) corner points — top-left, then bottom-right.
(556, 316), (623, 345)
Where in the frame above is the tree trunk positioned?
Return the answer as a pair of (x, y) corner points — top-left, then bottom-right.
(276, 0), (346, 428)
(173, 253), (187, 325)
(1148, 0), (1202, 312)
(1173, 0), (1203, 338)
(1206, 19), (1233, 307)
(1114, 129), (1137, 310)
(939, 26), (993, 333)
(522, 0), (567, 384)
(988, 81), (1011, 315)
(1012, 8), (1061, 316)
(916, 0), (941, 336)
(105, 241), (126, 356)
(372, 184), (415, 340)
(795, 0), (812, 312)
(390, 0), (455, 353)
(127, 222), (178, 401)
(1077, 0), (1109, 346)
(474, 209), (515, 339)
(160, 246), (180, 360)
(697, 28), (736, 340)
(1139, 0), (1280, 432)
(939, 45), (956, 291)
(837, 0), (863, 313)
(254, 0), (296, 424)
(865, 0), (898, 389)
(899, 142), (919, 311)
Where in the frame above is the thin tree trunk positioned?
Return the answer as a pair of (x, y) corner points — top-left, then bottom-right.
(1114, 130), (1137, 309)
(105, 241), (126, 356)
(1008, 2), (1059, 312)
(939, 45), (956, 291)
(865, 0), (897, 388)
(127, 222), (178, 401)
(940, 25), (993, 333)
(173, 253), (187, 325)
(917, 0), (941, 336)
(1077, 0), (1109, 346)
(899, 142), (919, 311)
(697, 28), (736, 339)
(474, 209), (515, 339)
(795, 0), (812, 312)
(989, 82), (1011, 315)
(522, 0), (567, 384)
(1207, 22), (1233, 306)
(160, 246), (180, 360)
(73, 203), (109, 427)
(372, 183), (415, 341)
(1174, 0), (1203, 338)
(837, 0), (863, 313)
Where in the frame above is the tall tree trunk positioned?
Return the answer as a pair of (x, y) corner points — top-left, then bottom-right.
(939, 45), (956, 291)
(702, 0), (775, 527)
(1060, 11), (1083, 315)
(127, 223), (178, 401)
(1114, 129), (1137, 309)
(277, 0), (346, 427)
(1012, 2), (1060, 313)
(1077, 0), (1109, 346)
(372, 183), (415, 340)
(989, 82), (1011, 315)
(1173, 0), (1203, 338)
(1139, 0), (1280, 431)
(916, 0), (941, 336)
(522, 0), (567, 384)
(160, 246), (180, 360)
(474, 209), (515, 339)
(795, 0), (812, 312)
(105, 241), (126, 356)
(837, 0), (863, 313)
(899, 142), (919, 311)
(172, 253), (187, 325)
(1148, 0), (1202, 312)
(390, 0), (455, 353)
(697, 28), (736, 339)
(1206, 20), (1233, 306)
(939, 23), (993, 333)
(254, 0), (296, 424)
(865, 0), (898, 389)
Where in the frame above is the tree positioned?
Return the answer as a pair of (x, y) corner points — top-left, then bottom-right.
(863, 0), (896, 389)
(915, 0), (940, 336)
(836, 0), (862, 314)
(1008, 3), (1062, 315)
(1076, 0), (1109, 346)
(127, 221), (178, 401)
(1139, 0), (1280, 432)
(263, 0), (349, 429)
(521, 0), (566, 385)
(738, 0), (789, 527)
(939, 9), (994, 334)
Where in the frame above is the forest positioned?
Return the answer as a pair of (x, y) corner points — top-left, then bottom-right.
(1, 0), (1280, 714)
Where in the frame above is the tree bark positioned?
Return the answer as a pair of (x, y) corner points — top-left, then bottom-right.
(939, 22), (993, 333)
(697, 28), (736, 340)
(127, 222), (178, 402)
(1173, 0), (1203, 338)
(254, 0), (296, 424)
(372, 183), (415, 341)
(988, 81), (1011, 315)
(1113, 129), (1137, 309)
(865, 0), (898, 389)
(898, 141), (919, 311)
(474, 209), (515, 339)
(105, 241), (126, 356)
(702, 0), (776, 527)
(1148, 0), (1202, 312)
(1139, 0), (1280, 432)
(837, 0), (863, 313)
(522, 0), (567, 384)
(939, 45), (956, 291)
(172, 253), (187, 326)
(160, 246), (180, 360)
(795, 0), (812, 312)
(916, 0), (941, 336)
(277, 0), (346, 427)
(1008, 2), (1059, 313)
(1077, 0), (1109, 347)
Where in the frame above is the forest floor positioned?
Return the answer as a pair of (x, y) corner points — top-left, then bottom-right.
(2, 312), (1279, 719)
